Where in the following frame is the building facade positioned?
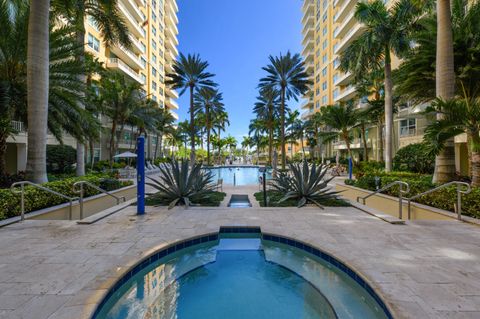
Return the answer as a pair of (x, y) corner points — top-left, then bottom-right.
(6, 0), (180, 173)
(300, 0), (468, 174)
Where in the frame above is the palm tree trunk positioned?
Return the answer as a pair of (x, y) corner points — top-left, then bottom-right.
(75, 22), (86, 176)
(89, 139), (95, 170)
(361, 124), (369, 162)
(280, 86), (286, 169)
(0, 131), (8, 176)
(268, 127), (273, 166)
(26, 0), (50, 183)
(109, 121), (117, 164)
(154, 133), (159, 159)
(189, 85), (196, 165)
(217, 129), (221, 165)
(384, 51), (393, 172)
(433, 0), (456, 183)
(158, 134), (163, 158)
(206, 105), (210, 165)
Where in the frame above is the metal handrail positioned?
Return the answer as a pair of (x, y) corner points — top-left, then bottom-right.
(11, 181), (78, 221)
(356, 181), (410, 219)
(72, 181), (126, 220)
(407, 181), (471, 220)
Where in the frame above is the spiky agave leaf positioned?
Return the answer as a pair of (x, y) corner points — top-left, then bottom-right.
(271, 161), (340, 208)
(147, 160), (215, 209)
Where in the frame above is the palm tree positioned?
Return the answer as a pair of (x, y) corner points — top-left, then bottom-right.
(424, 97), (480, 186)
(97, 71), (143, 163)
(195, 87), (224, 165)
(153, 107), (175, 159)
(52, 0), (131, 176)
(212, 110), (229, 164)
(26, 0), (50, 183)
(340, 0), (422, 172)
(286, 110), (305, 159)
(224, 135), (237, 160)
(249, 119), (264, 165)
(305, 112), (324, 160)
(241, 136), (252, 160)
(319, 103), (359, 161)
(177, 120), (190, 158)
(166, 53), (216, 164)
(253, 87), (279, 165)
(259, 52), (311, 169)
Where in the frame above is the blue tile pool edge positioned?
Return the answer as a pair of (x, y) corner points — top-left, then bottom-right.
(90, 226), (394, 319)
(262, 232), (394, 319)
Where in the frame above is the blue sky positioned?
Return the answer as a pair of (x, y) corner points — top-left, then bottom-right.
(176, 0), (303, 143)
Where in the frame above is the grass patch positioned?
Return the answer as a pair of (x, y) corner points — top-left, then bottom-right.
(254, 190), (350, 207)
(145, 191), (227, 207)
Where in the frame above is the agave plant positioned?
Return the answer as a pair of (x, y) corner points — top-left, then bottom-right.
(147, 160), (215, 209)
(271, 161), (339, 208)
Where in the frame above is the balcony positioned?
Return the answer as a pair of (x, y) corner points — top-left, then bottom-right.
(334, 0), (356, 24)
(301, 109), (314, 120)
(334, 85), (357, 102)
(120, 0), (143, 22)
(166, 98), (179, 110)
(305, 61), (314, 74)
(107, 58), (143, 84)
(301, 98), (314, 109)
(334, 71), (353, 86)
(134, 0), (145, 7)
(333, 138), (369, 150)
(11, 121), (25, 132)
(128, 35), (144, 54)
(118, 2), (145, 38)
(302, 0), (314, 14)
(166, 13), (179, 36)
(334, 23), (366, 54)
(166, 26), (179, 47)
(111, 44), (143, 70)
(167, 88), (179, 99)
(165, 36), (179, 57)
(301, 39), (314, 57)
(335, 11), (356, 40)
(170, 110), (179, 120)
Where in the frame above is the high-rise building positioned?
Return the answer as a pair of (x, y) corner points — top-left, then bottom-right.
(6, 0), (180, 173)
(300, 0), (439, 163)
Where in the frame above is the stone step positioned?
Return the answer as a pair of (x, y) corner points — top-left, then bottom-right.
(77, 198), (136, 225)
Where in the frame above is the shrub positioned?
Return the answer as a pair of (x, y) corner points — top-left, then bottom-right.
(46, 145), (76, 173)
(353, 161), (385, 179)
(0, 171), (26, 188)
(393, 143), (435, 174)
(254, 190), (350, 207)
(1, 175), (132, 220)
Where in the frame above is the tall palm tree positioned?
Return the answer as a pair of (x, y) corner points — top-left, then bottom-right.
(249, 119), (264, 165)
(52, 0), (131, 176)
(153, 107), (175, 159)
(434, 0), (456, 183)
(212, 110), (229, 164)
(286, 110), (304, 159)
(259, 51), (311, 169)
(97, 71), (143, 163)
(195, 87), (224, 165)
(253, 87), (279, 165)
(177, 120), (190, 158)
(340, 0), (422, 172)
(166, 53), (216, 164)
(305, 112), (324, 160)
(319, 103), (359, 161)
(26, 0), (50, 183)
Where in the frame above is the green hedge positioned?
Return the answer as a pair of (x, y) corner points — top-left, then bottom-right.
(348, 173), (480, 218)
(0, 175), (133, 220)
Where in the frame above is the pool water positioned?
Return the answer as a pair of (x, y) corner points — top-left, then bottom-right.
(206, 166), (271, 185)
(96, 236), (389, 319)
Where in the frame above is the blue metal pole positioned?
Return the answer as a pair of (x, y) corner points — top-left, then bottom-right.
(348, 157), (353, 180)
(137, 136), (145, 215)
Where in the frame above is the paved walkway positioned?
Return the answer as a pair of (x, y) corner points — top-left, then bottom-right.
(0, 205), (479, 319)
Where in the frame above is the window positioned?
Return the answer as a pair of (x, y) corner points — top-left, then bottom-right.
(87, 16), (99, 31)
(333, 89), (339, 99)
(152, 67), (157, 77)
(141, 74), (146, 84)
(152, 95), (157, 102)
(140, 42), (146, 53)
(322, 54), (327, 64)
(333, 27), (339, 38)
(315, 101), (320, 109)
(152, 54), (157, 63)
(152, 0), (156, 9)
(322, 67), (327, 76)
(151, 39), (157, 50)
(321, 95), (327, 104)
(152, 12), (157, 23)
(141, 57), (147, 68)
(152, 81), (157, 91)
(159, 74), (164, 83)
(333, 58), (340, 68)
(322, 81), (327, 90)
(322, 26), (327, 36)
(400, 118), (416, 136)
(315, 74), (320, 83)
(87, 33), (99, 52)
(322, 12), (327, 22)
(152, 26), (156, 36)
(333, 43), (338, 53)
(323, 0), (327, 9)
(159, 87), (164, 96)
(316, 88), (320, 96)
(333, 73), (338, 84)
(322, 39), (328, 50)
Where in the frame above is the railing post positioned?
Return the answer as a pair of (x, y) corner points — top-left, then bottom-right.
(399, 188), (403, 220)
(79, 183), (84, 220)
(407, 199), (411, 220)
(457, 183), (462, 221)
(20, 184), (25, 221)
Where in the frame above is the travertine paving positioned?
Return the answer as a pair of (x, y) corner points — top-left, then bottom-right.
(0, 205), (479, 319)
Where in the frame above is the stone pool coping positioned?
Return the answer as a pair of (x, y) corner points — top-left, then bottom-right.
(1, 205), (479, 318)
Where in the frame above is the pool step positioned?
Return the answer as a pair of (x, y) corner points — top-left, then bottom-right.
(217, 238), (262, 251)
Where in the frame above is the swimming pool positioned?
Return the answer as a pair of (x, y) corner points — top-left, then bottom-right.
(93, 228), (392, 319)
(205, 166), (271, 185)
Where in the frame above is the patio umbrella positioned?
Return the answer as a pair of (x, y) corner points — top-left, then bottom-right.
(114, 151), (137, 158)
